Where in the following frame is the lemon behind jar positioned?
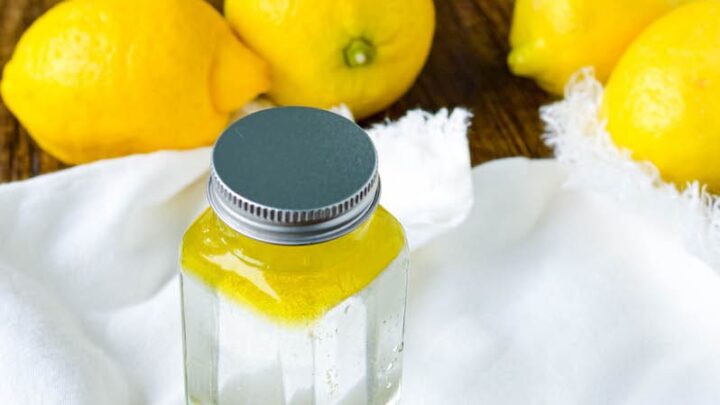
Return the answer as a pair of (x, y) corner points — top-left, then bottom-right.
(1, 0), (269, 164)
(508, 0), (691, 95)
(224, 0), (435, 119)
(602, 0), (720, 193)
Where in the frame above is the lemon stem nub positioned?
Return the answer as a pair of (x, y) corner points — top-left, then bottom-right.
(344, 38), (376, 68)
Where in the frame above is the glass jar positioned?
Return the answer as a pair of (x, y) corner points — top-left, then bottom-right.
(179, 107), (409, 405)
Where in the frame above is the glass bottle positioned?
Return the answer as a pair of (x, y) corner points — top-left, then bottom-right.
(179, 107), (409, 405)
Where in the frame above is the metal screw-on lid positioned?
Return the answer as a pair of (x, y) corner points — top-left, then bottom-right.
(208, 106), (380, 245)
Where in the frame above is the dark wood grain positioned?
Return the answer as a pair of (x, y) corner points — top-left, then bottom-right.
(0, 0), (550, 182)
(368, 0), (551, 166)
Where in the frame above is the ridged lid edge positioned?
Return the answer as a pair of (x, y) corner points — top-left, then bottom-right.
(207, 166), (381, 245)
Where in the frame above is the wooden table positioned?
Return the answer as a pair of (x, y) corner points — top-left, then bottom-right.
(0, 0), (551, 182)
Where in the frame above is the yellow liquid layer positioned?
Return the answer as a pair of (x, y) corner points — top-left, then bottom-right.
(180, 206), (405, 323)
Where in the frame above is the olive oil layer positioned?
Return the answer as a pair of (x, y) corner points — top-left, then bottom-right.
(181, 206), (405, 322)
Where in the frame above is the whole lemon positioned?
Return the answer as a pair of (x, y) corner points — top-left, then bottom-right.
(224, 0), (435, 119)
(508, 0), (690, 95)
(602, 0), (720, 192)
(1, 0), (269, 164)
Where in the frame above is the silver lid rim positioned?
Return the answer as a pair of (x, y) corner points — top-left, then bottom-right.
(207, 167), (381, 246)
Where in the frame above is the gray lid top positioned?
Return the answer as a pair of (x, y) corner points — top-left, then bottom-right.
(208, 106), (380, 245)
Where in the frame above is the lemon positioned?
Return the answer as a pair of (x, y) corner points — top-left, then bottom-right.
(1, 0), (269, 164)
(601, 0), (720, 192)
(224, 0), (434, 119)
(508, 0), (690, 95)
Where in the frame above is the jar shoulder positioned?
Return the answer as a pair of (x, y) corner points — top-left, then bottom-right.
(181, 205), (405, 272)
(179, 206), (407, 322)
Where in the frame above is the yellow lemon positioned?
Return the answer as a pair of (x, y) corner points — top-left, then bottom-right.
(1, 0), (269, 164)
(509, 0), (690, 95)
(224, 0), (434, 119)
(602, 0), (720, 192)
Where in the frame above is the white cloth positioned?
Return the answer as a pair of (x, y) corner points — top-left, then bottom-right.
(542, 68), (720, 270)
(2, 110), (720, 404)
(405, 159), (720, 404)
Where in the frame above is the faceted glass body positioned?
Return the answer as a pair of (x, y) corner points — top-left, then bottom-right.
(180, 206), (409, 404)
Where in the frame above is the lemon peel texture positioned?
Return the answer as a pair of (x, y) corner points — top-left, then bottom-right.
(224, 0), (434, 119)
(1, 0), (270, 164)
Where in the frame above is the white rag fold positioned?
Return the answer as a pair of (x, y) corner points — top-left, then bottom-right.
(2, 107), (720, 404)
